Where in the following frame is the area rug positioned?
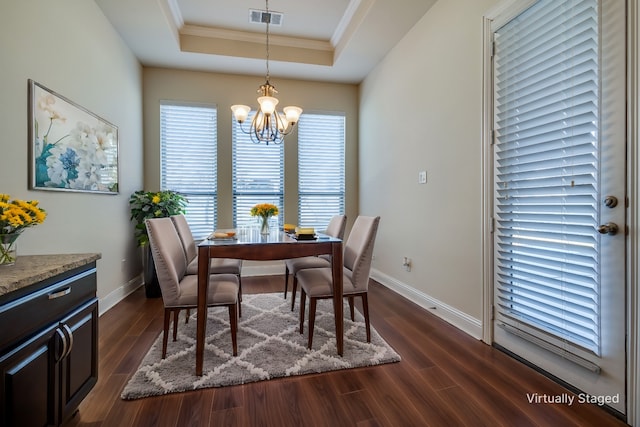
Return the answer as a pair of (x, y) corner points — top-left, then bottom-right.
(121, 292), (401, 400)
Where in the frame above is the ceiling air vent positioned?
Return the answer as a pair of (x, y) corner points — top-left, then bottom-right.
(249, 9), (283, 26)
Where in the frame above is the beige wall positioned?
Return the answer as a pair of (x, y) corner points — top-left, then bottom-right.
(143, 67), (359, 230)
(360, 0), (500, 326)
(0, 1), (143, 303)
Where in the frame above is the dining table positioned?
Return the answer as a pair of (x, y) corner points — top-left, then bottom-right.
(195, 228), (343, 376)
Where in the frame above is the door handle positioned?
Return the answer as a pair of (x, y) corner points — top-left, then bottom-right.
(54, 327), (68, 362)
(62, 324), (74, 358)
(597, 222), (619, 235)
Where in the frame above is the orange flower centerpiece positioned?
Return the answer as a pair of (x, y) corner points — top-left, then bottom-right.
(0, 194), (47, 265)
(250, 203), (279, 235)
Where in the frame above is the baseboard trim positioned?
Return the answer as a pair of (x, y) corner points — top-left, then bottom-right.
(370, 268), (483, 340)
(99, 275), (143, 316)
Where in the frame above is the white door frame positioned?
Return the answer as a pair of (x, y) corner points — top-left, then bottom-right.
(628, 1), (640, 425)
(480, 0), (639, 424)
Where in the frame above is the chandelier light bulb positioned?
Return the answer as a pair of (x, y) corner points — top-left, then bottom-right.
(258, 96), (278, 115)
(283, 106), (302, 124)
(277, 113), (288, 132)
(231, 105), (251, 123)
(255, 112), (266, 132)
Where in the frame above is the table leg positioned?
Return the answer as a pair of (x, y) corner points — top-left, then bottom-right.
(196, 246), (210, 376)
(331, 241), (343, 356)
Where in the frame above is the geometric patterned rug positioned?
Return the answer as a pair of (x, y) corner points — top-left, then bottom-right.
(121, 292), (401, 400)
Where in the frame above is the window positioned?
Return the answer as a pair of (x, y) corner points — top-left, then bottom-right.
(297, 113), (345, 231)
(232, 112), (284, 228)
(160, 102), (217, 240)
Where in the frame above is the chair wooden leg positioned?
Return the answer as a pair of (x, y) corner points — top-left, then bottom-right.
(172, 309), (179, 341)
(299, 289), (307, 333)
(229, 303), (238, 356)
(348, 296), (355, 321)
(185, 308), (190, 324)
(290, 276), (298, 311)
(284, 266), (290, 298)
(162, 309), (171, 359)
(236, 274), (242, 319)
(308, 297), (317, 349)
(361, 293), (371, 342)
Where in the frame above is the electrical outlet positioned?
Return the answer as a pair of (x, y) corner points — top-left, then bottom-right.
(418, 171), (427, 184)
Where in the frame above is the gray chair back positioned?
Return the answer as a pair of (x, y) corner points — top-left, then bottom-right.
(325, 215), (347, 239)
(171, 214), (197, 263)
(146, 217), (188, 307)
(343, 216), (380, 290)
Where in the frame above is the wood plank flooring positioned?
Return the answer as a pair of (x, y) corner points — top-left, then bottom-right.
(64, 276), (628, 427)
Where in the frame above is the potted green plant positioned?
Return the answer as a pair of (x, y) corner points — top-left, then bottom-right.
(129, 190), (187, 297)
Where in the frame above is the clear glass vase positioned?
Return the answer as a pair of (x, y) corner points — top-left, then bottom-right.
(260, 216), (270, 235)
(0, 232), (21, 266)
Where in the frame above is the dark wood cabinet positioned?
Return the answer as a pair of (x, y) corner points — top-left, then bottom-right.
(0, 261), (98, 427)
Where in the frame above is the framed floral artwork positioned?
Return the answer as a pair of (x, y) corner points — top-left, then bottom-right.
(28, 79), (119, 194)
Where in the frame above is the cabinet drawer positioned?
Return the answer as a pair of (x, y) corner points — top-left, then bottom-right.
(0, 266), (97, 352)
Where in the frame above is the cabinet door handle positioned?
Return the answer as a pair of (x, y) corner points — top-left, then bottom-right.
(62, 323), (74, 358)
(48, 287), (71, 299)
(55, 327), (68, 362)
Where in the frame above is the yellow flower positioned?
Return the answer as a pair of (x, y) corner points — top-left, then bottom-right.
(152, 195), (161, 204)
(250, 203), (279, 218)
(0, 195), (47, 234)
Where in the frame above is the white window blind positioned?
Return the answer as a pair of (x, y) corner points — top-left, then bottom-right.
(232, 113), (284, 228)
(493, 0), (600, 354)
(298, 113), (345, 231)
(160, 103), (217, 240)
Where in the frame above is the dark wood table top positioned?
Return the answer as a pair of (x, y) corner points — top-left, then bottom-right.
(198, 229), (341, 260)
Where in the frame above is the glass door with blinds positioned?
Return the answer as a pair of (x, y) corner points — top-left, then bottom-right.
(490, 0), (626, 415)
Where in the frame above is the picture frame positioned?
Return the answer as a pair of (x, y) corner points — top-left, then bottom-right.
(28, 79), (119, 194)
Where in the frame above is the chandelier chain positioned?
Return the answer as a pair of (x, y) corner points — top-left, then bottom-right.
(265, 0), (270, 82)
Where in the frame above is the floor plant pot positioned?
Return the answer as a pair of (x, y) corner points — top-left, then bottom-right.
(142, 244), (162, 298)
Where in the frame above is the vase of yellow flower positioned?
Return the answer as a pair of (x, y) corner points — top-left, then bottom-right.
(0, 194), (47, 266)
(129, 190), (187, 297)
(250, 203), (279, 235)
(0, 233), (21, 266)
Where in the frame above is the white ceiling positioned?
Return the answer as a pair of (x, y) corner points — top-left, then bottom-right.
(95, 0), (437, 84)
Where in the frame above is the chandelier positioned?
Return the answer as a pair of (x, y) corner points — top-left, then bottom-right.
(231, 0), (302, 145)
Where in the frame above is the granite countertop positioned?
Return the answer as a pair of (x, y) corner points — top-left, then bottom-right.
(0, 253), (101, 297)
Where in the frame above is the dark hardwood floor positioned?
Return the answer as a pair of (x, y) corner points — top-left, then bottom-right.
(64, 275), (627, 427)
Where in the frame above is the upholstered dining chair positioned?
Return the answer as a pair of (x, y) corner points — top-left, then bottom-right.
(146, 217), (240, 358)
(296, 215), (380, 349)
(171, 214), (243, 316)
(284, 214), (347, 311)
